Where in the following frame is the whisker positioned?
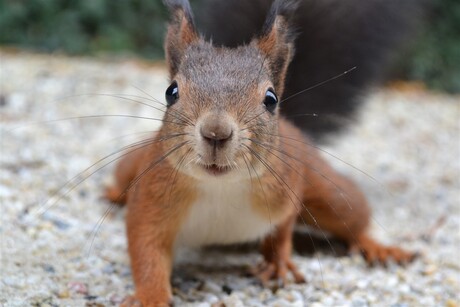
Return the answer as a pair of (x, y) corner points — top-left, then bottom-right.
(246, 137), (352, 210)
(239, 67), (352, 131)
(281, 67), (357, 103)
(245, 138), (351, 258)
(18, 91), (191, 126)
(240, 149), (276, 260)
(128, 86), (195, 124)
(111, 140), (192, 204)
(246, 135), (386, 248)
(84, 140), (191, 256)
(35, 133), (189, 215)
(89, 91), (190, 124)
(240, 151), (254, 190)
(253, 131), (390, 199)
(244, 141), (341, 257)
(130, 85), (167, 107)
(242, 143), (326, 284)
(105, 130), (160, 143)
(241, 109), (268, 127)
(241, 112), (318, 132)
(95, 93), (195, 127)
(167, 147), (193, 209)
(83, 201), (117, 257)
(251, 131), (391, 232)
(8, 114), (188, 132)
(129, 85), (195, 125)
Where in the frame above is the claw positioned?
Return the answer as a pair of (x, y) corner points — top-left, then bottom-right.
(252, 259), (306, 287)
(258, 262), (276, 286)
(287, 261), (307, 283)
(351, 234), (417, 267)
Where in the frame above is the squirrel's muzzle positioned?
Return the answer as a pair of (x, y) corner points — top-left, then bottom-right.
(199, 113), (234, 149)
(200, 122), (233, 149)
(196, 112), (238, 166)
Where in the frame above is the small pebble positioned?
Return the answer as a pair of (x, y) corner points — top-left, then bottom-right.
(0, 94), (8, 107)
(41, 263), (56, 273)
(203, 294), (219, 304)
(203, 281), (221, 293)
(422, 264), (438, 276)
(68, 281), (88, 295)
(352, 298), (368, 307)
(57, 290), (70, 299)
(109, 294), (125, 305)
(222, 284), (233, 295)
(102, 264), (116, 274)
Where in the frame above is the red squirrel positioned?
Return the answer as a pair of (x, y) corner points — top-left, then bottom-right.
(105, 0), (418, 305)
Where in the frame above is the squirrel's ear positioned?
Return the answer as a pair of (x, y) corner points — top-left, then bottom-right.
(256, 0), (298, 95)
(164, 0), (199, 77)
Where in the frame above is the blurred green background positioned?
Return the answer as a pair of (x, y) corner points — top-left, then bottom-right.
(0, 0), (458, 93)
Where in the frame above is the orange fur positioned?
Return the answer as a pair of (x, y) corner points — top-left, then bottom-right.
(110, 119), (415, 306)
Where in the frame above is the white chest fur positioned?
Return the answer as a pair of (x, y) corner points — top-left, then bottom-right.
(176, 180), (274, 247)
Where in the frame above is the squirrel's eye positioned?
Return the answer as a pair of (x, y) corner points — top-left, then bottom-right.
(264, 88), (278, 113)
(165, 81), (179, 107)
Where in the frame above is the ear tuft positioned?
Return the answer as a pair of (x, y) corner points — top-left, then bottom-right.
(257, 0), (299, 95)
(164, 0), (196, 31)
(164, 0), (199, 78)
(260, 0), (299, 42)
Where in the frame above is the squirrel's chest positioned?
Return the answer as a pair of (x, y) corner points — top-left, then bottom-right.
(176, 181), (274, 247)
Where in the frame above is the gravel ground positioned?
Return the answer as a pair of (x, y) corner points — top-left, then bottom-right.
(1, 51), (459, 307)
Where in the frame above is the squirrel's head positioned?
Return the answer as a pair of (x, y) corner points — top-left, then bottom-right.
(161, 0), (297, 180)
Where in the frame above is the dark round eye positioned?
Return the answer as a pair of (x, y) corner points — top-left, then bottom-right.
(165, 81), (179, 107)
(264, 88), (278, 113)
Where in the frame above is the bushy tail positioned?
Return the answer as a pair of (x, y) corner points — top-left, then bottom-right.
(195, 0), (427, 141)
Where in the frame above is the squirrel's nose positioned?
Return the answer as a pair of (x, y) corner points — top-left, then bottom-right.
(200, 120), (233, 148)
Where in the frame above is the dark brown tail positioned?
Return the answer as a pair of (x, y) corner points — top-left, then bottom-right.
(195, 0), (428, 141)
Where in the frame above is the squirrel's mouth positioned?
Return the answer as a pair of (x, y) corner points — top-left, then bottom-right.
(201, 163), (232, 176)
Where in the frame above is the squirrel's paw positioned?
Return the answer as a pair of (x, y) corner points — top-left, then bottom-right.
(252, 258), (306, 288)
(350, 234), (418, 266)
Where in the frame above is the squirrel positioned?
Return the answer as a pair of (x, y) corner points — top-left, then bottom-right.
(104, 0), (422, 305)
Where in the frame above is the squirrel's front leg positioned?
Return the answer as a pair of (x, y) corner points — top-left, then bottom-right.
(254, 213), (306, 286)
(122, 195), (181, 307)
